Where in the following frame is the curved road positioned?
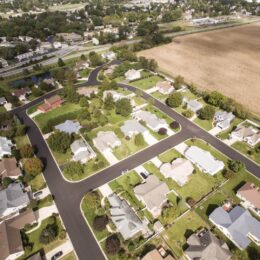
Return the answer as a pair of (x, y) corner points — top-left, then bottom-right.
(14, 63), (260, 260)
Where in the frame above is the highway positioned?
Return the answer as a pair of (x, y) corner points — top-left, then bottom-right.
(13, 63), (260, 260)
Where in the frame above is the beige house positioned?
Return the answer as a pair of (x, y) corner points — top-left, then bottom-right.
(156, 81), (174, 95)
(134, 175), (169, 218)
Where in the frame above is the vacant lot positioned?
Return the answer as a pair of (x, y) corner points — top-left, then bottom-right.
(139, 23), (260, 115)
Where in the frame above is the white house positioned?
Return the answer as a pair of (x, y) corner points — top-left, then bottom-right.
(92, 37), (99, 45)
(120, 119), (148, 138)
(160, 158), (194, 186)
(93, 131), (121, 152)
(185, 99), (203, 113)
(132, 110), (168, 132)
(231, 125), (260, 146)
(156, 81), (174, 95)
(0, 97), (7, 106)
(101, 51), (116, 61)
(0, 136), (13, 158)
(184, 146), (225, 175)
(214, 111), (235, 130)
(125, 69), (141, 81)
(103, 90), (125, 102)
(70, 139), (96, 163)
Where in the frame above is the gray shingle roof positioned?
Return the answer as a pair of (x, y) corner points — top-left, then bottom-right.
(209, 206), (260, 249)
(120, 119), (147, 137)
(55, 120), (81, 134)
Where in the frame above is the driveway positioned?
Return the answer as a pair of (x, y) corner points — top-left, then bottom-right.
(103, 150), (119, 165)
(34, 204), (59, 223)
(143, 132), (158, 145)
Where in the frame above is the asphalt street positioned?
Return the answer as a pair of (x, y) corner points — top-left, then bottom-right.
(14, 63), (260, 260)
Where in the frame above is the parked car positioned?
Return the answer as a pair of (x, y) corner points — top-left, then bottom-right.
(33, 191), (43, 199)
(140, 172), (149, 179)
(51, 251), (63, 260)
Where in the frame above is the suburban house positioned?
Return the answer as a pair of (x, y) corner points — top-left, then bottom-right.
(37, 95), (64, 113)
(132, 110), (168, 132)
(209, 205), (260, 249)
(104, 64), (118, 76)
(108, 193), (148, 240)
(0, 209), (36, 260)
(0, 158), (22, 179)
(184, 146), (225, 175)
(56, 32), (82, 42)
(156, 81), (174, 95)
(12, 87), (31, 102)
(74, 61), (89, 71)
(103, 90), (125, 102)
(214, 111), (235, 130)
(160, 158), (194, 186)
(120, 119), (148, 138)
(185, 229), (231, 260)
(141, 249), (174, 260)
(77, 87), (98, 97)
(0, 183), (30, 218)
(231, 125), (260, 146)
(92, 37), (99, 45)
(184, 99), (203, 113)
(0, 136), (12, 158)
(43, 78), (55, 87)
(55, 120), (81, 135)
(237, 182), (260, 216)
(134, 175), (169, 218)
(0, 97), (7, 106)
(0, 58), (8, 67)
(101, 51), (116, 60)
(70, 139), (96, 164)
(93, 131), (121, 152)
(124, 69), (141, 81)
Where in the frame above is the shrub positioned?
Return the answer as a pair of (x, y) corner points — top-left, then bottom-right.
(166, 93), (182, 108)
(158, 128), (167, 135)
(222, 168), (235, 179)
(93, 215), (108, 231)
(182, 109), (194, 118)
(63, 162), (84, 177)
(105, 234), (121, 255)
(198, 105), (215, 120)
(23, 157), (43, 176)
(115, 98), (132, 117)
(227, 160), (245, 173)
(59, 229), (67, 240)
(170, 121), (179, 129)
(39, 223), (58, 244)
(2, 177), (13, 188)
(186, 197), (196, 207)
(19, 144), (34, 158)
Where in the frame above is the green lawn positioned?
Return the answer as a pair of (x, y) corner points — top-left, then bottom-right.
(79, 68), (91, 78)
(232, 141), (260, 165)
(182, 90), (198, 100)
(60, 251), (77, 260)
(15, 135), (30, 148)
(151, 91), (167, 101)
(193, 117), (213, 131)
(28, 174), (46, 192)
(34, 103), (82, 131)
(81, 192), (110, 241)
(158, 148), (182, 163)
(22, 216), (66, 258)
(162, 211), (208, 257)
(130, 75), (163, 90)
(51, 149), (72, 166)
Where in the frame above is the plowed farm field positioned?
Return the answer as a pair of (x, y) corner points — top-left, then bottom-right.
(139, 23), (260, 115)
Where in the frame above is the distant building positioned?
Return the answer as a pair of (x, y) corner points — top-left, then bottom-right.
(74, 61), (89, 71)
(0, 157), (22, 179)
(77, 87), (98, 97)
(0, 209), (36, 260)
(184, 99), (203, 113)
(104, 64), (118, 76)
(101, 51), (116, 61)
(93, 131), (121, 152)
(55, 120), (81, 135)
(0, 58), (8, 68)
(214, 111), (235, 130)
(37, 95), (63, 113)
(108, 193), (148, 240)
(156, 81), (174, 95)
(160, 158), (194, 186)
(0, 136), (12, 158)
(92, 37), (99, 45)
(16, 51), (34, 62)
(0, 97), (7, 106)
(134, 175), (169, 218)
(70, 139), (96, 164)
(120, 119), (148, 138)
(209, 206), (260, 249)
(56, 32), (82, 42)
(184, 146), (224, 175)
(125, 69), (141, 81)
(0, 183), (30, 218)
(12, 87), (32, 102)
(237, 182), (260, 216)
(132, 110), (168, 132)
(103, 90), (125, 102)
(185, 229), (231, 260)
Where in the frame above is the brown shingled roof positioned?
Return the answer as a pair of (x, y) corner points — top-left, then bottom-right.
(237, 182), (260, 208)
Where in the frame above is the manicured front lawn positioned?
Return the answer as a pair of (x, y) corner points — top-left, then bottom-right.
(28, 174), (46, 192)
(232, 141), (260, 165)
(162, 211), (208, 257)
(60, 251), (77, 260)
(158, 148), (182, 163)
(193, 117), (213, 131)
(181, 90), (198, 100)
(34, 103), (82, 131)
(151, 91), (167, 101)
(52, 149), (72, 166)
(15, 135), (30, 148)
(81, 191), (110, 241)
(130, 75), (163, 90)
(22, 216), (66, 258)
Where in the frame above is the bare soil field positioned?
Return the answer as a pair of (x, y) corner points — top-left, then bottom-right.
(139, 23), (260, 115)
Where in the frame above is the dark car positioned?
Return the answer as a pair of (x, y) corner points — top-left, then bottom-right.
(33, 191), (43, 199)
(51, 251), (63, 260)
